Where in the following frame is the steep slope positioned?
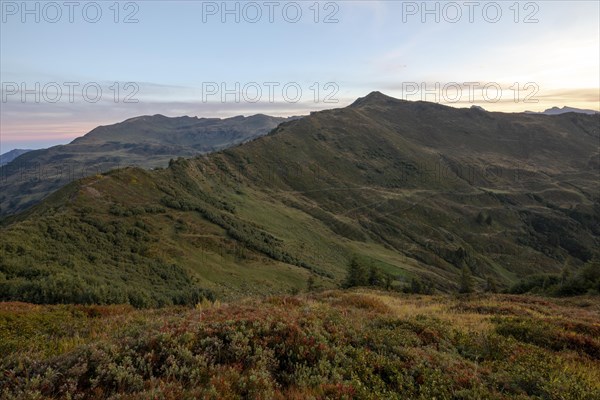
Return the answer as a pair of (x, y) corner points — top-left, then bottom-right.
(1, 93), (598, 305)
(0, 114), (290, 217)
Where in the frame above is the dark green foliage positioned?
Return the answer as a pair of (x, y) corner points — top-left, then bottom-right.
(459, 265), (475, 294)
(485, 276), (499, 293)
(403, 277), (435, 294)
(343, 257), (370, 288)
(0, 271), (214, 308)
(476, 211), (485, 225)
(509, 274), (561, 294)
(476, 212), (493, 226)
(521, 212), (595, 262)
(343, 257), (393, 289)
(509, 260), (600, 296)
(368, 265), (387, 286)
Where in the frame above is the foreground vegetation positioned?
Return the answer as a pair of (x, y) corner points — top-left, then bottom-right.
(1, 290), (599, 399)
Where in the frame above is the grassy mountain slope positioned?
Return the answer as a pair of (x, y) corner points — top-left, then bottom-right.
(0, 114), (289, 217)
(1, 291), (599, 399)
(1, 93), (598, 305)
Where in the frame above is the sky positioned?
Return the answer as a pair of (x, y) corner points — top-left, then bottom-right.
(1, 0), (599, 153)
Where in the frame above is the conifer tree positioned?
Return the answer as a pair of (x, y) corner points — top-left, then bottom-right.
(459, 265), (474, 294)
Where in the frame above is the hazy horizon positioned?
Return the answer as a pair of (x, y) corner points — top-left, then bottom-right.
(2, 96), (599, 154)
(2, 1), (599, 153)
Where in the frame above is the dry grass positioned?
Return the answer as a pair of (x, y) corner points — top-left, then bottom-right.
(2, 291), (599, 399)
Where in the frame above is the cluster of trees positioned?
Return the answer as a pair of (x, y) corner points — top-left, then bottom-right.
(0, 273), (215, 308)
(522, 212), (594, 262)
(509, 260), (600, 296)
(342, 257), (434, 294)
(457, 265), (499, 294)
(108, 204), (166, 217)
(343, 257), (393, 289)
(402, 277), (435, 294)
(343, 257), (501, 295)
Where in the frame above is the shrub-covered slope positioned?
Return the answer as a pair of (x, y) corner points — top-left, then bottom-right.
(1, 291), (599, 399)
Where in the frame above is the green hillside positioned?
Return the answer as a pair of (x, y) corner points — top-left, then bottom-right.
(1, 93), (599, 305)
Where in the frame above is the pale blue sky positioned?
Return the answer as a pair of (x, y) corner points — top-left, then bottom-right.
(1, 0), (599, 152)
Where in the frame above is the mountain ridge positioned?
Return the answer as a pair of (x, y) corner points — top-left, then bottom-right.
(0, 149), (32, 166)
(0, 114), (292, 216)
(525, 106), (600, 115)
(1, 93), (598, 305)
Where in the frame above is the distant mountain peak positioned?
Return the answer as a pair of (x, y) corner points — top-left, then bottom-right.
(470, 105), (487, 112)
(363, 91), (389, 99)
(0, 148), (33, 166)
(350, 91), (403, 107)
(525, 106), (599, 116)
(123, 114), (168, 123)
